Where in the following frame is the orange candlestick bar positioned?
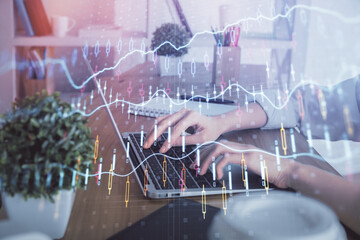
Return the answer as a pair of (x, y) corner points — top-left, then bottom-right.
(201, 185), (206, 219)
(222, 180), (227, 215)
(180, 163), (186, 192)
(241, 153), (246, 187)
(280, 123), (287, 155)
(125, 176), (130, 208)
(144, 164), (149, 196)
(94, 135), (99, 164)
(76, 156), (81, 182)
(163, 156), (167, 187)
(108, 164), (113, 195)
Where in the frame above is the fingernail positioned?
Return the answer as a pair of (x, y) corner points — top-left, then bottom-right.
(160, 147), (165, 153)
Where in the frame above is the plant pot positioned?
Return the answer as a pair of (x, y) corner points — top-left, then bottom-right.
(212, 45), (241, 86)
(158, 56), (182, 76)
(2, 190), (75, 239)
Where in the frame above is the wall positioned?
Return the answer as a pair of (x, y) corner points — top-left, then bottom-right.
(304, 0), (360, 85)
(0, 0), (15, 114)
(147, 0), (276, 64)
(2, 0), (359, 101)
(42, 0), (147, 92)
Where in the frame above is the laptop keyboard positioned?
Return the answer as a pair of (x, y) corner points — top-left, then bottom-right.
(129, 133), (223, 190)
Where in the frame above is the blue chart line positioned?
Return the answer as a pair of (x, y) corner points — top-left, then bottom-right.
(1, 4), (360, 90)
(2, 5), (358, 182)
(60, 79), (333, 119)
(74, 4), (360, 90)
(37, 140), (327, 179)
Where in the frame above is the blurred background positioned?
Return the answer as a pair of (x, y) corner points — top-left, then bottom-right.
(1, 0), (360, 113)
(1, 1), (360, 239)
(0, 0), (360, 177)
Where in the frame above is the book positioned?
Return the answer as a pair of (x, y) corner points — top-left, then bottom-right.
(14, 0), (34, 36)
(129, 96), (237, 117)
(28, 48), (46, 80)
(24, 0), (52, 36)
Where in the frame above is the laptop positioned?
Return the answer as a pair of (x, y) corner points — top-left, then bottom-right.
(84, 59), (271, 199)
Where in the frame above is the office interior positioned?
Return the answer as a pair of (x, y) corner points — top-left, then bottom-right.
(0, 0), (360, 239)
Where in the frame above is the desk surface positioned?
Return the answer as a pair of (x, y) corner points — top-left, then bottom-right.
(0, 62), (358, 239)
(54, 62), (346, 239)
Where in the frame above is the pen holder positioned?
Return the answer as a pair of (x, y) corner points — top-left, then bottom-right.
(25, 78), (47, 96)
(24, 47), (55, 97)
(212, 45), (241, 87)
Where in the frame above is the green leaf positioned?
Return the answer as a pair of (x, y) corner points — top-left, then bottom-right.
(30, 118), (40, 128)
(0, 92), (93, 201)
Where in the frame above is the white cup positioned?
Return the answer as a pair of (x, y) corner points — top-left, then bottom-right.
(208, 191), (346, 240)
(51, 16), (76, 38)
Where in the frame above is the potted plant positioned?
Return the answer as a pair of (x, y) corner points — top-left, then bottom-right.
(151, 23), (190, 76)
(0, 91), (93, 239)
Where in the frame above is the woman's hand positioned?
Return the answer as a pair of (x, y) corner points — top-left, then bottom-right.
(194, 140), (296, 189)
(143, 108), (225, 153)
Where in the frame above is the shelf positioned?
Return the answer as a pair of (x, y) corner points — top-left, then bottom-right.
(13, 31), (292, 50)
(12, 31), (147, 47)
(13, 35), (89, 47)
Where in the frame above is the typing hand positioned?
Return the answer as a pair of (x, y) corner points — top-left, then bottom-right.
(143, 108), (224, 153)
(194, 140), (294, 189)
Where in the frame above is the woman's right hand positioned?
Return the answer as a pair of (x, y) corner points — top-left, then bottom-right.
(195, 140), (296, 189)
(143, 108), (225, 153)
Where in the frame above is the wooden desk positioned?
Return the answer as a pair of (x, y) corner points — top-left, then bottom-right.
(59, 62), (347, 239)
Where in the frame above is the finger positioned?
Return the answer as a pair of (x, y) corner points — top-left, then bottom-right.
(199, 141), (252, 175)
(173, 122), (216, 147)
(144, 116), (170, 148)
(177, 133), (205, 146)
(144, 111), (186, 148)
(160, 111), (199, 153)
(155, 113), (171, 122)
(216, 154), (241, 179)
(197, 153), (217, 175)
(199, 143), (227, 175)
(144, 109), (188, 148)
(171, 132), (203, 147)
(189, 144), (214, 169)
(244, 153), (279, 183)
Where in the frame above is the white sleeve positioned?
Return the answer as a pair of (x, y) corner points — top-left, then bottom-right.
(252, 89), (300, 130)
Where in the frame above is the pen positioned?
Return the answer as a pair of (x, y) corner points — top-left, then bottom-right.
(235, 27), (240, 47)
(211, 26), (218, 43)
(229, 27), (234, 47)
(226, 31), (230, 46)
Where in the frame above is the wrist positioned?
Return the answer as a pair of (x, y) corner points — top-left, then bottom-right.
(212, 115), (227, 136)
(213, 112), (238, 135)
(286, 160), (301, 189)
